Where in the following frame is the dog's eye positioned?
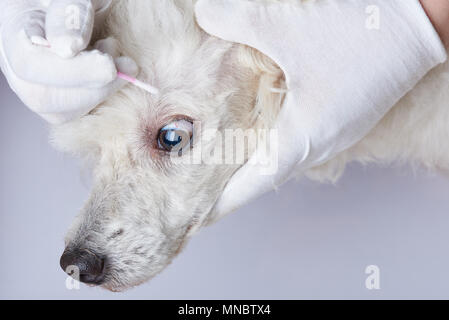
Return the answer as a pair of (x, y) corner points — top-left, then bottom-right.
(158, 119), (193, 153)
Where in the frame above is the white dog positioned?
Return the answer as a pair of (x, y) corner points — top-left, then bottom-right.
(51, 0), (449, 291)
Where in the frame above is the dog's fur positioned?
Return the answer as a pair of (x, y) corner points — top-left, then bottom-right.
(51, 0), (449, 291)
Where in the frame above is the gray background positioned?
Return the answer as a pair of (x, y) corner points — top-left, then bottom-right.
(1, 74), (449, 300)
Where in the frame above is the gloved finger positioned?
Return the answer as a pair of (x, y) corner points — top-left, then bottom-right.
(113, 55), (139, 81)
(1, 11), (117, 88)
(45, 0), (113, 58)
(23, 10), (48, 47)
(45, 0), (95, 58)
(1, 0), (46, 26)
(8, 55), (138, 124)
(212, 91), (311, 217)
(41, 56), (138, 123)
(93, 37), (120, 59)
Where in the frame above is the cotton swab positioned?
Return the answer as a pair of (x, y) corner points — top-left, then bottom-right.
(31, 39), (159, 95)
(30, 36), (51, 48)
(117, 72), (159, 95)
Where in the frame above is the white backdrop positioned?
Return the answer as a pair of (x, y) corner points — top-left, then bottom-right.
(1, 74), (449, 299)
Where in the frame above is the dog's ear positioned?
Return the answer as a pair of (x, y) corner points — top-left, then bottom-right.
(237, 45), (286, 130)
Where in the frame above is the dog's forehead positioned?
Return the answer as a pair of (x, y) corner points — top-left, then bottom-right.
(139, 43), (234, 96)
(128, 53), (237, 125)
(109, 0), (236, 116)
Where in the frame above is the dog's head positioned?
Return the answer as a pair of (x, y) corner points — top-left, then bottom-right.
(51, 0), (284, 291)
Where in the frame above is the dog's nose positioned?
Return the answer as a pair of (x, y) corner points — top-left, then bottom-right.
(60, 249), (105, 285)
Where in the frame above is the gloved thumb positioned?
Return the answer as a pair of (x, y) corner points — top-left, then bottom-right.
(30, 55), (138, 124)
(195, 0), (264, 47)
(6, 37), (138, 125)
(93, 37), (139, 80)
(45, 0), (98, 58)
(212, 92), (312, 217)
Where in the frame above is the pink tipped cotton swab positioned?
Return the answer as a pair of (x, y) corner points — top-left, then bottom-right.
(117, 72), (159, 95)
(31, 39), (159, 95)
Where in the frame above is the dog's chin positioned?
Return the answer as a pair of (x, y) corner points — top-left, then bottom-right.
(98, 275), (154, 292)
(102, 284), (127, 293)
(100, 281), (134, 293)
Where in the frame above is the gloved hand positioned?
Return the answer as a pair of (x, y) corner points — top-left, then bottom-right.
(195, 0), (447, 219)
(0, 0), (138, 124)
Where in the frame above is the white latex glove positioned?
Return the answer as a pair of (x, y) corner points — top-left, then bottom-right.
(195, 0), (447, 218)
(0, 0), (138, 124)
